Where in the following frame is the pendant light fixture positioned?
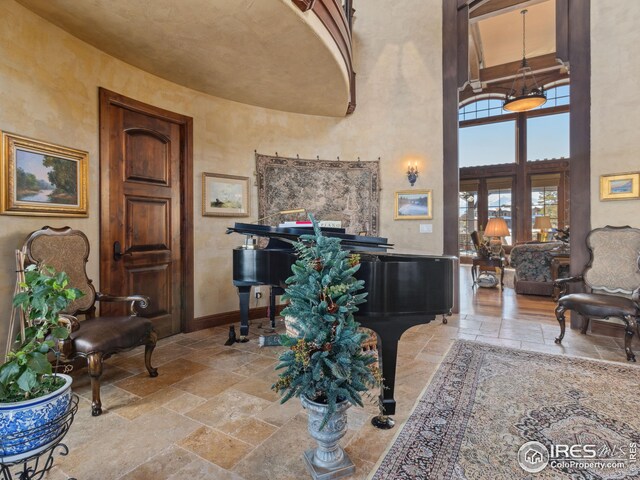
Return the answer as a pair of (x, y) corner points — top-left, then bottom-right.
(503, 9), (547, 112)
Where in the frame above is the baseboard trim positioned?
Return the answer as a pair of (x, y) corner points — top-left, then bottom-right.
(187, 304), (286, 332)
(590, 319), (625, 337)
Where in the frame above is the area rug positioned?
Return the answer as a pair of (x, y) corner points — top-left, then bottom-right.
(371, 340), (640, 479)
(255, 153), (380, 235)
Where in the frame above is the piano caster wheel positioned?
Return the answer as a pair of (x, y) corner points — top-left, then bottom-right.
(371, 415), (395, 429)
(442, 317), (448, 324)
(239, 336), (250, 343)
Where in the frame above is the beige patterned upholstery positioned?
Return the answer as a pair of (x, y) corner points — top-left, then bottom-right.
(585, 227), (640, 295)
(27, 231), (96, 313)
(23, 226), (158, 416)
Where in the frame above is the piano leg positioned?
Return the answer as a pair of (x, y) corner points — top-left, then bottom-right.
(237, 285), (252, 341)
(269, 286), (285, 330)
(371, 328), (403, 428)
(363, 315), (436, 429)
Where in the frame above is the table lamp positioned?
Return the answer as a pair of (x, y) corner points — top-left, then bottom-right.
(533, 216), (552, 242)
(484, 217), (510, 258)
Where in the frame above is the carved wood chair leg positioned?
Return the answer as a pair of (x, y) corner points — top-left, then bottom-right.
(623, 315), (636, 362)
(555, 305), (567, 344)
(87, 352), (104, 416)
(145, 330), (159, 378)
(581, 317), (591, 335)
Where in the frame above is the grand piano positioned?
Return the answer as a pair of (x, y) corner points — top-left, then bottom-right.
(227, 222), (455, 426)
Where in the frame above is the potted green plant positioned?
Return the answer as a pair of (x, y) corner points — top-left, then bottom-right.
(0, 264), (83, 461)
(272, 216), (381, 479)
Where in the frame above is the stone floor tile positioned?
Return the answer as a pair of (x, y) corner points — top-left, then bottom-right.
(115, 359), (208, 397)
(179, 426), (254, 470)
(59, 408), (200, 479)
(217, 417), (278, 446)
(163, 391), (209, 414)
(232, 413), (314, 480)
(231, 377), (280, 402)
(475, 336), (522, 348)
(119, 445), (246, 480)
(49, 306), (632, 480)
(186, 389), (272, 428)
(172, 367), (245, 399)
(256, 396), (303, 428)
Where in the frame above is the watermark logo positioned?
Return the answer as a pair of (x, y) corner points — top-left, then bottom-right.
(517, 441), (637, 473)
(518, 441), (550, 473)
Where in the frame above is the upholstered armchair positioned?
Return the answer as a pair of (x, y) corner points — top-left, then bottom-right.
(509, 242), (569, 296)
(554, 226), (640, 361)
(23, 226), (158, 415)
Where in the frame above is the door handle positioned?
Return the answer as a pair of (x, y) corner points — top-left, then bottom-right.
(113, 241), (132, 261)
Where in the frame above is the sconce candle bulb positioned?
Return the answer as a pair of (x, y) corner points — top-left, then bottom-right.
(406, 162), (419, 186)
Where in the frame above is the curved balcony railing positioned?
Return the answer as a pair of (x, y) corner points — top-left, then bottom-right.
(292, 0), (356, 114)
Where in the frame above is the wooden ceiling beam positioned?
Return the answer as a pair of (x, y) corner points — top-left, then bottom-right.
(470, 0), (546, 21)
(459, 69), (569, 102)
(480, 53), (561, 83)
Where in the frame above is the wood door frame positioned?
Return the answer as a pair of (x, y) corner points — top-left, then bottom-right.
(98, 88), (194, 332)
(443, 0), (590, 320)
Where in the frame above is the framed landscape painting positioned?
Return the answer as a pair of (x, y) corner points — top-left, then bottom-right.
(1, 131), (88, 216)
(395, 189), (432, 220)
(600, 172), (640, 201)
(202, 172), (250, 217)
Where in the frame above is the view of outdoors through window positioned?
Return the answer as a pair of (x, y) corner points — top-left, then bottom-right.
(459, 121), (515, 167)
(458, 85), (569, 256)
(459, 190), (478, 255)
(488, 187), (512, 245)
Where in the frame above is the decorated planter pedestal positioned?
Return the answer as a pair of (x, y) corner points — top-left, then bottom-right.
(0, 374), (73, 463)
(301, 395), (355, 480)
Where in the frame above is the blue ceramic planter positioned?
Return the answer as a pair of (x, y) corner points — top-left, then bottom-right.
(0, 374), (72, 462)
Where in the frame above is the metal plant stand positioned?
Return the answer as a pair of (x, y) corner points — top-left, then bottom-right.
(0, 395), (79, 480)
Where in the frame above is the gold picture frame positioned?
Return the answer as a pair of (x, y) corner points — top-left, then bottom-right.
(1, 131), (88, 217)
(394, 189), (433, 220)
(202, 172), (250, 217)
(599, 172), (640, 201)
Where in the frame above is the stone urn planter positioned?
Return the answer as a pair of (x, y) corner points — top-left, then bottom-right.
(0, 373), (73, 462)
(301, 395), (354, 480)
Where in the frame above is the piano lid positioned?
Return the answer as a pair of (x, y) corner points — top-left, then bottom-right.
(226, 223), (393, 250)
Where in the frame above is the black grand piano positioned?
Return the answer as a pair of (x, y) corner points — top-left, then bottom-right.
(227, 222), (455, 426)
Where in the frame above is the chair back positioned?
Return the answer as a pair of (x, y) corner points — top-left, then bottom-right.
(584, 226), (640, 295)
(471, 231), (488, 258)
(24, 226), (97, 315)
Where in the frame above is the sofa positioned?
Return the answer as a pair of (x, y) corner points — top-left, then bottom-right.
(509, 242), (570, 296)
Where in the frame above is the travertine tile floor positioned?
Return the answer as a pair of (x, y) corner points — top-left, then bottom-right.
(42, 307), (636, 480)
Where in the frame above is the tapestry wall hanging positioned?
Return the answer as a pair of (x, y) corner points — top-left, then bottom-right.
(256, 153), (380, 235)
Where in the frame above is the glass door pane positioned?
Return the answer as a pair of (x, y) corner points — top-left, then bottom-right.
(531, 174), (560, 239)
(487, 181), (512, 245)
(459, 190), (478, 256)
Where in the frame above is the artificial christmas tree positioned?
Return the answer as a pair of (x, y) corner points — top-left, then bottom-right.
(272, 216), (380, 479)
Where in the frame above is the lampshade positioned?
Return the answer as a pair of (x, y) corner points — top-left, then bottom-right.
(484, 217), (510, 237)
(533, 216), (552, 230)
(503, 92), (547, 113)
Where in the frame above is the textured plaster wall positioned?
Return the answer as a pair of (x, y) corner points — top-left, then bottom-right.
(0, 0), (442, 352)
(591, 0), (640, 228)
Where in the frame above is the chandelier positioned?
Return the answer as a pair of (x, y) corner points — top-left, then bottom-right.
(503, 9), (547, 112)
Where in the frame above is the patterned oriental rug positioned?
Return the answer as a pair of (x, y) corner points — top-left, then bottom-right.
(371, 340), (640, 480)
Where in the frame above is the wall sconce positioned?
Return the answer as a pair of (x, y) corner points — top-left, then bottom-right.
(407, 161), (419, 186)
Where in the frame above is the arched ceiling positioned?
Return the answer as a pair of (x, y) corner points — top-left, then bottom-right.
(16, 0), (351, 117)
